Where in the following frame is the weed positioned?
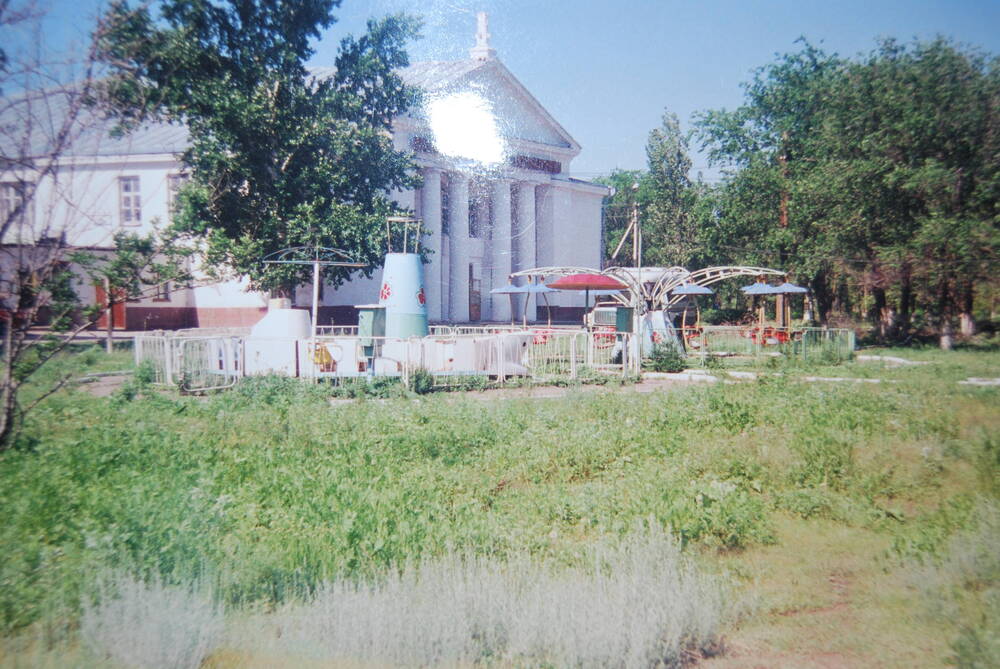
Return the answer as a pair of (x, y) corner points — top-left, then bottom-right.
(235, 527), (727, 668)
(647, 343), (687, 373)
(81, 573), (222, 669)
(407, 366), (434, 395)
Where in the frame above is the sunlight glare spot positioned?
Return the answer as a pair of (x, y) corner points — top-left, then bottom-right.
(426, 91), (505, 165)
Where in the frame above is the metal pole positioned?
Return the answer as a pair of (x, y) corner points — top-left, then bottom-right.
(570, 334), (577, 380)
(311, 258), (320, 340)
(631, 182), (640, 269)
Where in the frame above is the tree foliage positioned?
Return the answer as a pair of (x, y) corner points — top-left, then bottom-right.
(0, 2), (193, 447)
(598, 112), (700, 268)
(95, 0), (422, 293)
(693, 38), (1000, 346)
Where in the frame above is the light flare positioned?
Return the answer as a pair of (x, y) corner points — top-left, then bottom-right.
(425, 90), (506, 166)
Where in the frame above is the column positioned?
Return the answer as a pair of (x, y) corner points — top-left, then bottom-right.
(420, 168), (443, 321)
(448, 173), (470, 322)
(515, 182), (537, 322)
(491, 179), (513, 322)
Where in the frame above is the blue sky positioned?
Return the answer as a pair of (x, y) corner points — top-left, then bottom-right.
(40, 0), (1000, 179)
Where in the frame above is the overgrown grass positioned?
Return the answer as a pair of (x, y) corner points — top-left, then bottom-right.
(223, 527), (725, 668)
(0, 347), (996, 666)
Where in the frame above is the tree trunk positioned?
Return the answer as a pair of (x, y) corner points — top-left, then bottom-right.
(871, 287), (897, 343)
(959, 282), (976, 337)
(898, 266), (913, 339)
(104, 278), (114, 355)
(938, 279), (955, 351)
(0, 318), (17, 449)
(810, 272), (833, 326)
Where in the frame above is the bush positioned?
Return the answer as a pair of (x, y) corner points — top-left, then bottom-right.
(82, 573), (222, 669)
(407, 367), (434, 395)
(647, 343), (686, 373)
(238, 527), (727, 668)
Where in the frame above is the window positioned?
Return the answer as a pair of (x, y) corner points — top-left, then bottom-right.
(0, 182), (31, 228)
(469, 186), (491, 239)
(118, 176), (141, 226)
(153, 281), (171, 302)
(469, 196), (479, 238)
(440, 174), (450, 235)
(167, 173), (189, 221)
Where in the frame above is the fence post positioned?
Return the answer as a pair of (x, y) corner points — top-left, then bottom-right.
(164, 337), (174, 386)
(570, 333), (578, 380)
(496, 333), (505, 386)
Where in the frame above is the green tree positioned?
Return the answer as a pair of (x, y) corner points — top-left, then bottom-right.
(598, 111), (701, 269)
(95, 0), (421, 294)
(695, 38), (1000, 346)
(643, 111), (699, 267)
(695, 40), (844, 322)
(596, 170), (651, 267)
(78, 231), (193, 354)
(816, 39), (1000, 346)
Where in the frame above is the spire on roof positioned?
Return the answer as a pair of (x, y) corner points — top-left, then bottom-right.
(469, 12), (496, 61)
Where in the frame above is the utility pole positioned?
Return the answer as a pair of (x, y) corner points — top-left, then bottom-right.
(631, 182), (641, 270)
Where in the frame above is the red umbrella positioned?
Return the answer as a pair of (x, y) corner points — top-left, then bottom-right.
(547, 273), (627, 312)
(547, 273), (626, 291)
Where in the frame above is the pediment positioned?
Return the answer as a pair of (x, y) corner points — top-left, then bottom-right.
(402, 60), (580, 154)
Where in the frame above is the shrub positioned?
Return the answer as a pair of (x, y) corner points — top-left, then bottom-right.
(666, 478), (773, 549)
(647, 343), (686, 373)
(82, 573), (222, 669)
(407, 367), (434, 395)
(239, 527), (727, 668)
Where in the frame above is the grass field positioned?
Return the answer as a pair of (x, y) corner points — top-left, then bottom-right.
(0, 344), (997, 667)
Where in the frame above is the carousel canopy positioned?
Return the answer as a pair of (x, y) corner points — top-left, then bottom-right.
(741, 281), (781, 295)
(773, 281), (808, 294)
(490, 283), (558, 295)
(671, 283), (714, 295)
(547, 273), (626, 291)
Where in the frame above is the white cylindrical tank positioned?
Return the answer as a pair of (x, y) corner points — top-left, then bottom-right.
(379, 253), (429, 338)
(249, 298), (311, 339)
(245, 298), (311, 376)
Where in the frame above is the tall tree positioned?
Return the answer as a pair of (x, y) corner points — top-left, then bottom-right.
(695, 40), (845, 323)
(596, 170), (652, 268)
(696, 38), (999, 346)
(95, 0), (421, 294)
(0, 2), (188, 447)
(643, 111), (699, 267)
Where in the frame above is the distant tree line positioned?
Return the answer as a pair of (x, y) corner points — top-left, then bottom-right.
(601, 38), (999, 349)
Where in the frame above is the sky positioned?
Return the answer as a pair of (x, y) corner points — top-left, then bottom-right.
(37, 0), (1000, 180)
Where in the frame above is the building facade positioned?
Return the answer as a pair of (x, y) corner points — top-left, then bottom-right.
(2, 15), (606, 329)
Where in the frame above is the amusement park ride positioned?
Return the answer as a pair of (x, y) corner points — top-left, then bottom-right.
(136, 216), (827, 389)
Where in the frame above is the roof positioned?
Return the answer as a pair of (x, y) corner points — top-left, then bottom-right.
(2, 55), (575, 161)
(0, 85), (189, 160)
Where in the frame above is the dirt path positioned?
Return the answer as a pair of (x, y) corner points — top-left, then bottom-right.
(698, 516), (950, 669)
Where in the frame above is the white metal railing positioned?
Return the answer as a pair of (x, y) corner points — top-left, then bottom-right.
(175, 337), (241, 391)
(315, 325), (359, 337)
(135, 324), (849, 391)
(681, 325), (854, 361)
(136, 327), (639, 389)
(135, 333), (242, 390)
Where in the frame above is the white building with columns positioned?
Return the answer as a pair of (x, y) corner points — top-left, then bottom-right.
(320, 15), (607, 325)
(1, 14), (606, 329)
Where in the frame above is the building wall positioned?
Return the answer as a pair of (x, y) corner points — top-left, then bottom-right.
(8, 58), (608, 330)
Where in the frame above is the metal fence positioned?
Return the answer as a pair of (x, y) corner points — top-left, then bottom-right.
(683, 326), (855, 362)
(134, 325), (850, 391)
(135, 335), (242, 390)
(135, 328), (640, 391)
